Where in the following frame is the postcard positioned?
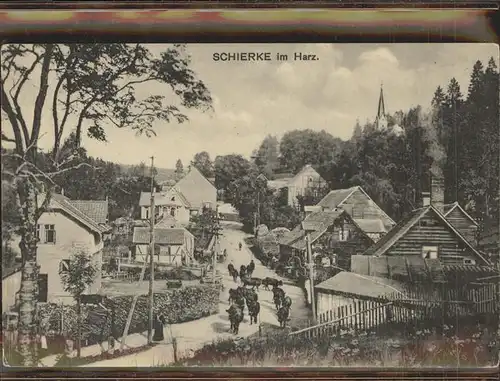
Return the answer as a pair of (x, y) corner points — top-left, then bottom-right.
(1, 42), (499, 368)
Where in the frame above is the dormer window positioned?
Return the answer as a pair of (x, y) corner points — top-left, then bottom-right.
(463, 258), (476, 265)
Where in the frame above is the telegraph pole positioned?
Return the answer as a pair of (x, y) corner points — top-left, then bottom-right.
(212, 205), (219, 283)
(305, 232), (316, 322)
(147, 156), (155, 344)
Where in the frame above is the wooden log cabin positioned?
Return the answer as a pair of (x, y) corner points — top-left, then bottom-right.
(278, 209), (374, 277)
(362, 204), (490, 266)
(315, 185), (396, 241)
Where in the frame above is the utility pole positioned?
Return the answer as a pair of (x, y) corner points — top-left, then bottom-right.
(305, 231), (316, 322)
(212, 205), (220, 283)
(147, 156), (155, 344)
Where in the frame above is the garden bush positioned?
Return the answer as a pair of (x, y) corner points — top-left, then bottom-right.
(37, 284), (221, 347)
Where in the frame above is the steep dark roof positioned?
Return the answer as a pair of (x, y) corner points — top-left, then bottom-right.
(317, 186), (396, 227)
(50, 193), (109, 234)
(70, 200), (108, 224)
(317, 187), (358, 209)
(132, 227), (192, 245)
(302, 210), (344, 231)
(363, 207), (427, 257)
(443, 201), (479, 226)
(363, 205), (490, 265)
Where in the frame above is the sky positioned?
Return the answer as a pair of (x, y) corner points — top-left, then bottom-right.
(3, 43), (498, 169)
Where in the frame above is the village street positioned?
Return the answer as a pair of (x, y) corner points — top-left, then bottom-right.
(38, 223), (309, 367)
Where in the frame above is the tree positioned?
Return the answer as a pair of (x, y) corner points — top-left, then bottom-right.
(253, 135), (280, 178)
(214, 154), (254, 200)
(191, 151), (214, 178)
(1, 43), (212, 365)
(175, 159), (184, 180)
(58, 250), (98, 358)
(279, 129), (343, 174)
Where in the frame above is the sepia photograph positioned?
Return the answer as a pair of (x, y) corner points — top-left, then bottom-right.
(1, 42), (499, 369)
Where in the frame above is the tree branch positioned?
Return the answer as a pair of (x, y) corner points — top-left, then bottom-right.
(0, 82), (25, 154)
(11, 48), (42, 145)
(29, 44), (54, 158)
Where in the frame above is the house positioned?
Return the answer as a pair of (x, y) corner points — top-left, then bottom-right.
(362, 203), (491, 267)
(174, 166), (217, 214)
(139, 167), (217, 223)
(316, 185), (396, 237)
(139, 187), (191, 226)
(267, 165), (328, 208)
(279, 209), (374, 274)
(2, 193), (109, 309)
(442, 202), (479, 245)
(132, 225), (195, 266)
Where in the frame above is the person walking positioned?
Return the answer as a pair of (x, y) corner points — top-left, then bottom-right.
(239, 242), (242, 251)
(153, 314), (166, 342)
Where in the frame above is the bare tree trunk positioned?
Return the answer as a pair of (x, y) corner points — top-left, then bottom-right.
(77, 296), (82, 358)
(16, 179), (40, 366)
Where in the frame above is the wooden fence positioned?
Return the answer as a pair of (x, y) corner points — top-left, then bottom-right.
(289, 282), (499, 341)
(289, 300), (397, 340)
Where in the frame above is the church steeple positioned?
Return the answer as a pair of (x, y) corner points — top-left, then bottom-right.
(377, 83), (385, 118)
(375, 83), (388, 129)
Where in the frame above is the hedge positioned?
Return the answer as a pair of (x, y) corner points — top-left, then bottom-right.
(37, 284), (221, 346)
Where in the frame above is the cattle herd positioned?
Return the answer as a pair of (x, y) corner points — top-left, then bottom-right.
(226, 261), (292, 335)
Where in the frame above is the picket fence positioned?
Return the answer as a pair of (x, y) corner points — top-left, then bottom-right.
(289, 299), (398, 340)
(289, 282), (499, 341)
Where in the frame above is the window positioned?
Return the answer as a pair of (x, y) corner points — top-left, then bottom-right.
(36, 224), (41, 241)
(204, 202), (211, 209)
(338, 229), (349, 241)
(44, 224), (56, 244)
(170, 208), (176, 217)
(59, 259), (70, 273)
(422, 245), (438, 259)
(463, 258), (476, 265)
(145, 208), (149, 219)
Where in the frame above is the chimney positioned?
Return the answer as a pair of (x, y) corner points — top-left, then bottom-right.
(431, 175), (445, 212)
(422, 191), (431, 207)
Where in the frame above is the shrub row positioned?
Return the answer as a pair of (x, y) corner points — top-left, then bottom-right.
(38, 284), (221, 345)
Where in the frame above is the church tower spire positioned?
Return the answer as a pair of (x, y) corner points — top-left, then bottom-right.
(375, 82), (388, 129)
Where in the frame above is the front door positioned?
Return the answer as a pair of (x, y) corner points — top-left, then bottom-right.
(38, 274), (48, 303)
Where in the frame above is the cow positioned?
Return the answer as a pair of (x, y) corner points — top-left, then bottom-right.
(242, 277), (262, 290)
(229, 268), (239, 282)
(226, 304), (244, 334)
(247, 260), (255, 277)
(234, 294), (246, 313)
(272, 287), (285, 310)
(239, 265), (247, 279)
(247, 300), (260, 325)
(282, 295), (292, 309)
(262, 277), (283, 290)
(228, 288), (239, 304)
(277, 305), (290, 328)
(243, 288), (258, 304)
